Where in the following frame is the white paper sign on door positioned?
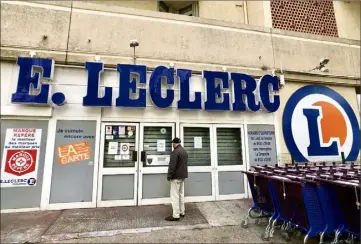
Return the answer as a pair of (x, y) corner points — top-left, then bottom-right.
(119, 126), (125, 137)
(108, 142), (118, 155)
(194, 137), (202, 149)
(120, 143), (130, 155)
(157, 140), (166, 152)
(1, 128), (42, 188)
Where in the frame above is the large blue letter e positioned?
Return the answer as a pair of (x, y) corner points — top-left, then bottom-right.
(303, 108), (339, 156)
(11, 57), (54, 104)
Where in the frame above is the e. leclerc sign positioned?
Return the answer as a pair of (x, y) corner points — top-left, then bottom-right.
(11, 57), (280, 112)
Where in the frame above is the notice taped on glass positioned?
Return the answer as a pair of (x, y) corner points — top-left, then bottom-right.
(1, 128), (42, 187)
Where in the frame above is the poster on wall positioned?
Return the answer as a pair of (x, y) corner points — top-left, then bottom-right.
(50, 120), (96, 204)
(247, 125), (277, 167)
(1, 128), (42, 187)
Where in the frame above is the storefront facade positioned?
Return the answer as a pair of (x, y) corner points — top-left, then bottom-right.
(1, 1), (360, 212)
(1, 60), (282, 211)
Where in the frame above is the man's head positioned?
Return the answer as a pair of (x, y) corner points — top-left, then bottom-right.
(172, 137), (181, 149)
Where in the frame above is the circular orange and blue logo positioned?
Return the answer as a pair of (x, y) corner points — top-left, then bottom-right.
(283, 85), (360, 162)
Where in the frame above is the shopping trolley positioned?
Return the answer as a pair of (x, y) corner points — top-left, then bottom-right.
(317, 176), (360, 243)
(241, 170), (275, 229)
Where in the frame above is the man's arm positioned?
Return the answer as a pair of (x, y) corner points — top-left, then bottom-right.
(167, 151), (178, 180)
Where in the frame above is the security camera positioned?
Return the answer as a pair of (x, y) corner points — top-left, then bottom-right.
(319, 58), (329, 66)
(279, 74), (285, 86)
(130, 39), (139, 48)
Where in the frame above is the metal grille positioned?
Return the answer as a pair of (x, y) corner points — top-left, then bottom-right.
(271, 0), (338, 37)
(272, 180), (309, 230)
(216, 128), (243, 166)
(183, 127), (211, 166)
(143, 126), (172, 167)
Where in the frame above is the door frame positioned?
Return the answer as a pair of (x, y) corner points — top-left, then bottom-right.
(138, 122), (175, 205)
(97, 122), (139, 207)
(180, 123), (216, 202)
(212, 124), (248, 201)
(40, 116), (100, 211)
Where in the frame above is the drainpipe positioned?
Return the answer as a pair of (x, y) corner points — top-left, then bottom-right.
(244, 1), (249, 24)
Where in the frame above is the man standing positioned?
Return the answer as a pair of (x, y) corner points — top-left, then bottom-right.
(165, 137), (188, 221)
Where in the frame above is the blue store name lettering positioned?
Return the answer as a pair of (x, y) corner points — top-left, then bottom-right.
(11, 57), (280, 112)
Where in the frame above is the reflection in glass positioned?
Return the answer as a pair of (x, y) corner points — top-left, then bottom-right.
(143, 126), (172, 167)
(217, 128), (243, 166)
(183, 127), (211, 166)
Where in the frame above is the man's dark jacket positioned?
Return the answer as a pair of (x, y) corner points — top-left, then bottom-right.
(167, 145), (188, 180)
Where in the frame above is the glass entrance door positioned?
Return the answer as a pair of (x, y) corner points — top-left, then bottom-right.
(138, 123), (175, 205)
(213, 125), (247, 200)
(180, 124), (247, 202)
(98, 123), (139, 207)
(180, 124), (215, 202)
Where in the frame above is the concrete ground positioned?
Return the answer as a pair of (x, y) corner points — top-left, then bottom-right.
(1, 200), (310, 244)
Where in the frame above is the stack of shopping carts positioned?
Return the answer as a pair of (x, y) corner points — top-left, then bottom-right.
(241, 162), (360, 244)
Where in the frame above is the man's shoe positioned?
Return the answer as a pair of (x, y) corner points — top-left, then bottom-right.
(165, 216), (180, 221)
(180, 214), (185, 218)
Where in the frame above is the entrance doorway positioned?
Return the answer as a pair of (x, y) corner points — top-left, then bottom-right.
(97, 122), (175, 207)
(98, 122), (247, 207)
(180, 124), (247, 202)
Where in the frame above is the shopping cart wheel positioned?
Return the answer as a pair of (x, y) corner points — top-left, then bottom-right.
(282, 232), (291, 242)
(295, 230), (302, 239)
(269, 237), (275, 244)
(261, 234), (269, 242)
(241, 220), (249, 228)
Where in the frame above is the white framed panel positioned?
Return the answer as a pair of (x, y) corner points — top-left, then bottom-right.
(213, 124), (247, 201)
(180, 123), (216, 202)
(138, 122), (175, 205)
(41, 116), (100, 210)
(97, 122), (139, 207)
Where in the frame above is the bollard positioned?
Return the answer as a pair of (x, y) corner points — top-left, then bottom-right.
(341, 152), (345, 164)
(291, 154), (295, 165)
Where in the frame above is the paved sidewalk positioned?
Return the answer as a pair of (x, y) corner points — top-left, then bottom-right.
(1, 199), (307, 244)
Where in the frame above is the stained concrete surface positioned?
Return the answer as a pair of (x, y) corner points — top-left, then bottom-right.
(1, 210), (62, 243)
(196, 199), (252, 226)
(1, 200), (318, 244)
(44, 203), (207, 236)
(43, 225), (291, 243)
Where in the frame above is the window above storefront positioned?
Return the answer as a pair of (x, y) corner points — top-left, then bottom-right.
(158, 1), (199, 17)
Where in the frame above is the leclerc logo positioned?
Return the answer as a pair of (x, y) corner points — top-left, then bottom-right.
(283, 85), (360, 162)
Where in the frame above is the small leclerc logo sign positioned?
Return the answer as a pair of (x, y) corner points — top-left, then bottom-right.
(283, 85), (360, 162)
(4, 150), (37, 176)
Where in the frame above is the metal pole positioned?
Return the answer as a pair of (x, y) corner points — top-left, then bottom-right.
(133, 47), (136, 65)
(341, 151), (345, 164)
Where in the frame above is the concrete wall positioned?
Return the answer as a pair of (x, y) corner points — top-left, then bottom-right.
(245, 1), (272, 27)
(198, 1), (245, 24)
(81, 1), (158, 11)
(0, 1), (360, 84)
(333, 1), (360, 41)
